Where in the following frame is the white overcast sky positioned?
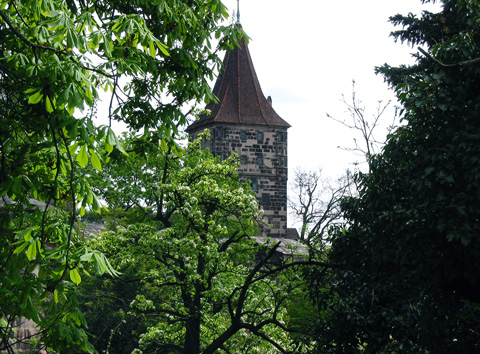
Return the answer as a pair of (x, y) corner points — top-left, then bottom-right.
(220, 0), (441, 179)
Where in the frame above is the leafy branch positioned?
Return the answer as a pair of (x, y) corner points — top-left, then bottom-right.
(418, 46), (480, 67)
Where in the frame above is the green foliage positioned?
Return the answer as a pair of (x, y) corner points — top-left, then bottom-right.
(310, 0), (480, 352)
(0, 0), (244, 351)
(81, 133), (303, 353)
(283, 284), (318, 352)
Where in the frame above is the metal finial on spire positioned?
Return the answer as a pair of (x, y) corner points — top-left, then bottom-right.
(236, 0), (240, 24)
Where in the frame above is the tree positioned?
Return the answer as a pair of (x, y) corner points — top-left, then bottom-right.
(81, 132), (312, 354)
(288, 168), (351, 247)
(0, 0), (244, 351)
(327, 80), (395, 172)
(289, 83), (391, 248)
(310, 1), (480, 352)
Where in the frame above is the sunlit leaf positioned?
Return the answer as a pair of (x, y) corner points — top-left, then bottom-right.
(149, 41), (156, 58)
(106, 128), (116, 146)
(45, 95), (54, 113)
(80, 252), (93, 262)
(27, 242), (37, 260)
(90, 150), (102, 171)
(13, 241), (29, 254)
(77, 145), (88, 167)
(28, 91), (43, 104)
(70, 268), (81, 285)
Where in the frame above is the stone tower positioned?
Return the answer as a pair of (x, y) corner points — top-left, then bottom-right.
(186, 26), (291, 238)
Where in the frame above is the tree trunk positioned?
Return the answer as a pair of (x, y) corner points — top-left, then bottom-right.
(183, 312), (201, 354)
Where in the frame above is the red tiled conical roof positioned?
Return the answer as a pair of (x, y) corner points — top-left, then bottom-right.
(186, 29), (290, 132)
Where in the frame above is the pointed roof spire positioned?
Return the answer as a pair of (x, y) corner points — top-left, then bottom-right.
(236, 0), (240, 24)
(186, 33), (290, 132)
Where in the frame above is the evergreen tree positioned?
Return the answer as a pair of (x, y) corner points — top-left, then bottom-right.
(311, 1), (480, 352)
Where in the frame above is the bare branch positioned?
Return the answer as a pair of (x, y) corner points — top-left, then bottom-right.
(327, 80), (394, 172)
(289, 168), (351, 245)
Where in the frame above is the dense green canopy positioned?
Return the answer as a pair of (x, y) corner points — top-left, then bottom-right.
(311, 0), (480, 352)
(0, 0), (243, 351)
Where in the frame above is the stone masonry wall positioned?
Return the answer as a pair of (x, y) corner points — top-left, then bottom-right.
(192, 124), (288, 237)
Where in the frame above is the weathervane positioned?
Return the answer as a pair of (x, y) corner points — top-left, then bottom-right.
(236, 0), (240, 24)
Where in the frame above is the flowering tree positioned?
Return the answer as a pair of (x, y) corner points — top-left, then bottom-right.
(82, 133), (307, 354)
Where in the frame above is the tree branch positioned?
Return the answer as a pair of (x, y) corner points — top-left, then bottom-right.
(0, 8), (113, 77)
(0, 9), (66, 55)
(418, 46), (480, 68)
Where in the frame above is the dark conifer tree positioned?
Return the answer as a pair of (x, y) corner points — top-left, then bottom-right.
(310, 1), (480, 352)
